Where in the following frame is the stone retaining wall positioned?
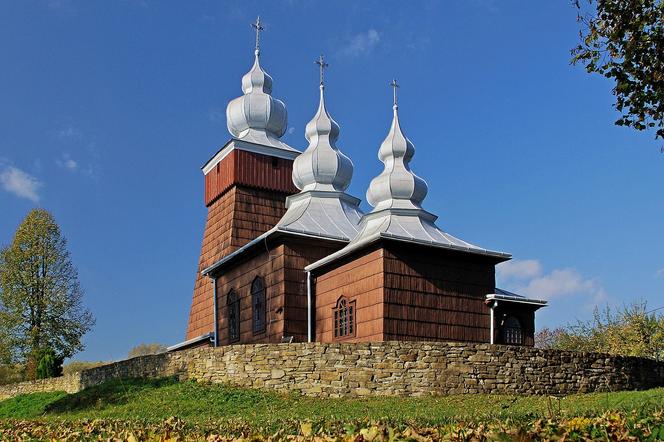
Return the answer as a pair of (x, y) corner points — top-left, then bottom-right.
(2, 342), (663, 400)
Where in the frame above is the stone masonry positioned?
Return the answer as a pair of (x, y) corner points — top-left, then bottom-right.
(1, 342), (663, 400)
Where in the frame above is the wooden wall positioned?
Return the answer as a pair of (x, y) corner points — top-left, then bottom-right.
(213, 236), (345, 345)
(283, 239), (344, 341)
(214, 245), (287, 345)
(312, 241), (500, 344)
(187, 146), (297, 340)
(492, 303), (537, 347)
(314, 246), (385, 342)
(187, 186), (294, 340)
(204, 149), (297, 207)
(382, 243), (496, 343)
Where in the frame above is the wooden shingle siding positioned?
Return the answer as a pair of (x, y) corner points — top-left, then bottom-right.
(282, 239), (343, 341)
(212, 236), (345, 345)
(214, 245), (286, 345)
(381, 243), (495, 343)
(314, 246), (385, 343)
(204, 150), (297, 206)
(186, 148), (297, 341)
(313, 241), (498, 345)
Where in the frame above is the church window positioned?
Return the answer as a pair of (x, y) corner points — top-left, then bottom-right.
(251, 277), (266, 334)
(503, 316), (523, 345)
(333, 297), (355, 339)
(227, 289), (240, 343)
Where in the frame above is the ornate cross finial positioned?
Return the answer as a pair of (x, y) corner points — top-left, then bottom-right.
(315, 54), (329, 86)
(251, 16), (264, 53)
(389, 78), (400, 107)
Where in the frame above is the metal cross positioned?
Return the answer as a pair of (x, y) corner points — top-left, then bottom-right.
(251, 16), (264, 52)
(315, 54), (329, 86)
(389, 78), (400, 107)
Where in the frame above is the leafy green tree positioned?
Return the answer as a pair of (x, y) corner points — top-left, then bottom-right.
(571, 0), (664, 148)
(128, 343), (167, 358)
(35, 347), (64, 379)
(0, 209), (94, 374)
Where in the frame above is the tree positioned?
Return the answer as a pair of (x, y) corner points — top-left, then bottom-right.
(128, 343), (167, 358)
(536, 301), (664, 360)
(35, 347), (64, 379)
(571, 0), (664, 148)
(0, 209), (94, 374)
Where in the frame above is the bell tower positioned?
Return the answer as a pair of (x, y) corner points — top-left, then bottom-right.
(186, 18), (299, 341)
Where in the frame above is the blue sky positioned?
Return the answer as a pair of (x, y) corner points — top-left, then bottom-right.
(0, 1), (662, 361)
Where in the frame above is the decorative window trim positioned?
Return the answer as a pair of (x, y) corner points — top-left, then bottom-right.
(502, 316), (523, 345)
(227, 289), (240, 343)
(251, 276), (267, 335)
(333, 296), (356, 340)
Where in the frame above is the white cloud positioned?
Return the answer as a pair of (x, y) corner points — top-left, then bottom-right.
(496, 259), (541, 280)
(497, 259), (607, 305)
(0, 165), (42, 203)
(655, 268), (664, 279)
(56, 153), (78, 171)
(287, 127), (295, 135)
(338, 29), (380, 58)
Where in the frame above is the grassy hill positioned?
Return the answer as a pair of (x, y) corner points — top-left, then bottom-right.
(1, 377), (663, 440)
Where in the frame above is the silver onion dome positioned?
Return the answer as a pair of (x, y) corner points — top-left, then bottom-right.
(226, 49), (288, 141)
(366, 98), (428, 211)
(292, 83), (353, 192)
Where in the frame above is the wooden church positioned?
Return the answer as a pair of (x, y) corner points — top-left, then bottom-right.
(170, 20), (546, 351)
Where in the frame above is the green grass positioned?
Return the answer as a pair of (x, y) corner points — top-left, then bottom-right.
(0, 377), (663, 432)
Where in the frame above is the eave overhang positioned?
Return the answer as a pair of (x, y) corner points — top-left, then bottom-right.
(166, 332), (214, 352)
(485, 293), (548, 309)
(201, 227), (348, 278)
(305, 232), (511, 273)
(201, 138), (301, 175)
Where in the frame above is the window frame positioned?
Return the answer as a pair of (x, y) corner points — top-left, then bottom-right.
(333, 296), (356, 340)
(227, 289), (240, 343)
(502, 316), (523, 345)
(251, 276), (267, 335)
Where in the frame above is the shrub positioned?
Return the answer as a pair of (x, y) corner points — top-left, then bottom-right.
(31, 348), (64, 380)
(62, 361), (108, 375)
(127, 343), (167, 359)
(0, 364), (25, 385)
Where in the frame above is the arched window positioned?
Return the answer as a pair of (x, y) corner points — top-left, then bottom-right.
(333, 297), (355, 339)
(251, 277), (266, 334)
(502, 316), (523, 345)
(227, 289), (240, 343)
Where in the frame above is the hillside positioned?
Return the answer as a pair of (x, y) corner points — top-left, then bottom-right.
(0, 377), (663, 440)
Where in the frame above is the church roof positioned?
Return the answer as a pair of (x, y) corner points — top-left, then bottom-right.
(224, 18), (298, 155)
(202, 18), (299, 175)
(275, 55), (363, 241)
(306, 81), (510, 272)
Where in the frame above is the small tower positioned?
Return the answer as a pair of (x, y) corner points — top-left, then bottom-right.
(307, 80), (512, 343)
(186, 18), (299, 342)
(277, 55), (363, 240)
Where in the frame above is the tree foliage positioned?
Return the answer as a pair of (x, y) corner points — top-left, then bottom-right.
(571, 0), (664, 147)
(128, 343), (167, 359)
(0, 209), (94, 369)
(35, 347), (64, 380)
(536, 301), (664, 359)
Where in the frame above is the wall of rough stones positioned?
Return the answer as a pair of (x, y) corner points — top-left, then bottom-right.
(0, 373), (81, 399)
(2, 342), (663, 400)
